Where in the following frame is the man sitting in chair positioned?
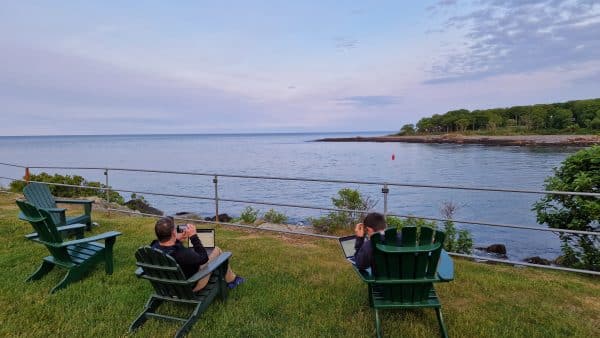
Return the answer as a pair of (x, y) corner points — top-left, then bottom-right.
(354, 212), (400, 271)
(151, 216), (244, 291)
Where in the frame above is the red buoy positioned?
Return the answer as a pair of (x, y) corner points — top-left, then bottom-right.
(391, 154), (395, 160)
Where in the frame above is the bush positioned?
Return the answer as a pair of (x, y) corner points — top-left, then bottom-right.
(263, 209), (288, 224)
(309, 188), (377, 234)
(387, 204), (473, 254)
(10, 172), (125, 204)
(440, 201), (473, 254)
(533, 146), (600, 271)
(386, 215), (437, 230)
(240, 206), (260, 224)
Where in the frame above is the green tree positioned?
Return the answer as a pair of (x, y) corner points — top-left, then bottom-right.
(533, 146), (600, 271)
(309, 188), (377, 234)
(398, 124), (416, 135)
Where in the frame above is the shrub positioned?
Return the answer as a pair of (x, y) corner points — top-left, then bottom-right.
(533, 146), (600, 271)
(10, 171), (125, 204)
(263, 209), (288, 224)
(240, 206), (260, 224)
(386, 215), (437, 230)
(440, 202), (473, 254)
(309, 188), (377, 234)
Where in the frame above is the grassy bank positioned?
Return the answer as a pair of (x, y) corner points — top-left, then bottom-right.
(0, 192), (598, 337)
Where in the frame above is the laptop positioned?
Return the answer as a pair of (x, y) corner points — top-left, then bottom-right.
(338, 235), (357, 263)
(188, 228), (216, 255)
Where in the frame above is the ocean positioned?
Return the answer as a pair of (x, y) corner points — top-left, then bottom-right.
(0, 132), (581, 260)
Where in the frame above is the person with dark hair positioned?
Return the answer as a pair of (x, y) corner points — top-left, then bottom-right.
(150, 216), (244, 291)
(353, 212), (398, 271)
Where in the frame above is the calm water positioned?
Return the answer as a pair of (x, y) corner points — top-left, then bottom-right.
(0, 132), (580, 260)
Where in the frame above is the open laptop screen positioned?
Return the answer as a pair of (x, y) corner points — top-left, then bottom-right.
(338, 235), (356, 261)
(188, 228), (215, 249)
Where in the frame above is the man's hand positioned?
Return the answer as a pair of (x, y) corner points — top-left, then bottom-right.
(185, 224), (197, 237)
(355, 223), (365, 238)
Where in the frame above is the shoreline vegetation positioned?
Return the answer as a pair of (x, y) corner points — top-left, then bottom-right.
(315, 134), (600, 146)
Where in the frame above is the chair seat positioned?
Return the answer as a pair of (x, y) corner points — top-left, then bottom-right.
(43, 242), (105, 268)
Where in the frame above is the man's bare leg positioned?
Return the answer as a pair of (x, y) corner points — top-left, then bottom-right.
(193, 246), (236, 292)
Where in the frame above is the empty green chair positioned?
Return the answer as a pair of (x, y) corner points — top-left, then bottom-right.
(353, 226), (454, 338)
(130, 246), (232, 338)
(23, 182), (93, 229)
(16, 200), (121, 293)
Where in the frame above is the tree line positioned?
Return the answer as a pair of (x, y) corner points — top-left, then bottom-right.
(399, 98), (600, 135)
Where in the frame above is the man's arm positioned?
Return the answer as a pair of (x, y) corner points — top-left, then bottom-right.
(354, 240), (372, 270)
(353, 223), (371, 270)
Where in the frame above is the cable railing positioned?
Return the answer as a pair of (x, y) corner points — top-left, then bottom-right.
(1, 161), (598, 276)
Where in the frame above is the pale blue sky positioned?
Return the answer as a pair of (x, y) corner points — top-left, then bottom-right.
(1, 0), (599, 135)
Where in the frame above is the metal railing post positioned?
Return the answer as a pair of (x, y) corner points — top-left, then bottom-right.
(104, 169), (110, 216)
(213, 175), (219, 223)
(382, 184), (389, 216)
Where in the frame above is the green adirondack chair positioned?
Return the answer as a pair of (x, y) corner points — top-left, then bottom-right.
(16, 200), (121, 294)
(353, 226), (454, 338)
(130, 246), (232, 338)
(23, 182), (93, 229)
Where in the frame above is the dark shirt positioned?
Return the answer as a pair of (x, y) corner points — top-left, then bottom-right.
(150, 234), (208, 278)
(354, 231), (402, 271)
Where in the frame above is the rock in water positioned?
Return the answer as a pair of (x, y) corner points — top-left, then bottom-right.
(125, 198), (163, 216)
(204, 214), (232, 222)
(524, 256), (551, 265)
(486, 244), (507, 255)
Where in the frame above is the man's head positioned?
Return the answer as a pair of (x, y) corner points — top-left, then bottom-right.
(155, 216), (175, 242)
(363, 212), (386, 236)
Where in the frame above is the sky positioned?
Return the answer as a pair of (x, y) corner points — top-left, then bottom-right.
(1, 0), (599, 136)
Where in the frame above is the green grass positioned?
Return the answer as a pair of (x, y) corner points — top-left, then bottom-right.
(0, 192), (598, 337)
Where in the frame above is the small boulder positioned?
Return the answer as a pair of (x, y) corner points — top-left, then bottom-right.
(253, 219), (266, 226)
(204, 213), (232, 222)
(523, 256), (551, 265)
(125, 198), (163, 216)
(485, 244), (507, 255)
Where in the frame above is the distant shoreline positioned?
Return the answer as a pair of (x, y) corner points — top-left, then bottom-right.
(315, 134), (600, 147)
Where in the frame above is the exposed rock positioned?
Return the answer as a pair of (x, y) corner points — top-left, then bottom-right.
(204, 213), (232, 223)
(253, 219), (266, 226)
(485, 244), (507, 255)
(523, 256), (552, 265)
(125, 198), (163, 216)
(174, 212), (203, 221)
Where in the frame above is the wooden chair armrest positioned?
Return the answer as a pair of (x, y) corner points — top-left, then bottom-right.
(19, 209), (65, 222)
(54, 199), (94, 205)
(437, 250), (454, 282)
(57, 231), (121, 247)
(352, 265), (375, 283)
(187, 252), (232, 283)
(25, 223), (87, 240)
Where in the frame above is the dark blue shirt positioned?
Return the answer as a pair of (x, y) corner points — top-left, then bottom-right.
(150, 234), (208, 278)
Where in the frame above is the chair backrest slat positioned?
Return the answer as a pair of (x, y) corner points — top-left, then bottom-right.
(16, 200), (71, 262)
(372, 226), (445, 303)
(135, 247), (194, 299)
(23, 183), (57, 209)
(23, 183), (62, 225)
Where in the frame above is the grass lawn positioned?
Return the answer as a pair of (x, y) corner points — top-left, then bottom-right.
(0, 191), (598, 337)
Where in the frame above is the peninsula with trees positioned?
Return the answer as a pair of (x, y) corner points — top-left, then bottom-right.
(318, 98), (600, 146)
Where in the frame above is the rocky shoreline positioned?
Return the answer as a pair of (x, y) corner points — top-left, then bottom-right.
(315, 134), (600, 146)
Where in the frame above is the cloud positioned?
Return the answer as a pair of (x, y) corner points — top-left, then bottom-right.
(0, 43), (270, 134)
(336, 95), (401, 108)
(425, 0), (600, 84)
(334, 37), (359, 50)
